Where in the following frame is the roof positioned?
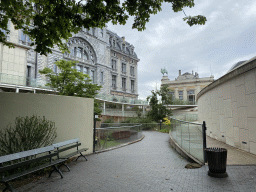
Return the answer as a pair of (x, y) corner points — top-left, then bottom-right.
(227, 60), (247, 73)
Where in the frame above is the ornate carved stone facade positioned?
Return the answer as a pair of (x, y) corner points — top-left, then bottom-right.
(161, 70), (214, 104)
(0, 22), (139, 99)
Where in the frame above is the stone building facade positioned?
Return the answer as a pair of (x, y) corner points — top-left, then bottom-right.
(0, 20), (139, 100)
(161, 70), (214, 104)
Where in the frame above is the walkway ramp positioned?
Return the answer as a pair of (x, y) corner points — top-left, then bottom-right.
(207, 136), (256, 165)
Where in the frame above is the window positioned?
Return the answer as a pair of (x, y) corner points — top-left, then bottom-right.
(131, 80), (135, 92)
(122, 44), (125, 51)
(77, 47), (82, 58)
(187, 90), (195, 104)
(112, 60), (116, 71)
(122, 78), (126, 91)
(100, 29), (103, 37)
(91, 70), (95, 83)
(71, 47), (76, 56)
(122, 63), (126, 73)
(83, 67), (88, 74)
(179, 91), (183, 100)
(26, 66), (31, 86)
(0, 21), (10, 41)
(53, 64), (58, 73)
(130, 66), (134, 76)
(77, 65), (82, 72)
(92, 28), (96, 36)
(100, 72), (103, 83)
(112, 75), (116, 88)
(113, 39), (116, 47)
(168, 91), (174, 99)
(187, 90), (195, 95)
(20, 31), (31, 45)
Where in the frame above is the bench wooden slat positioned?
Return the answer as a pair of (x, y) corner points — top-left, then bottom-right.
(60, 148), (89, 159)
(1, 159), (66, 183)
(0, 152), (57, 172)
(0, 146), (55, 164)
(56, 143), (81, 154)
(53, 138), (79, 148)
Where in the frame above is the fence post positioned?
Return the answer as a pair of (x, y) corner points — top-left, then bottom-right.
(202, 121), (207, 163)
(93, 113), (98, 153)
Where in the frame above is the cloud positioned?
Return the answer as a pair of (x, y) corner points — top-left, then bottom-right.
(107, 0), (256, 100)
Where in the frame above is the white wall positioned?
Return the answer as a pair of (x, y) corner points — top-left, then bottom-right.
(198, 57), (256, 154)
(0, 93), (94, 154)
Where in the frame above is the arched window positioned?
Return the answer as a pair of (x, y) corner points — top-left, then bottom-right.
(71, 47), (76, 56)
(77, 47), (82, 58)
(68, 38), (96, 64)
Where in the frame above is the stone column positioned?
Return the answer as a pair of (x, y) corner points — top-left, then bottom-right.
(175, 88), (178, 99)
(122, 104), (124, 116)
(183, 87), (187, 101)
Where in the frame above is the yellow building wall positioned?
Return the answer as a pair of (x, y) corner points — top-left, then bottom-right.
(0, 93), (94, 154)
(0, 21), (28, 86)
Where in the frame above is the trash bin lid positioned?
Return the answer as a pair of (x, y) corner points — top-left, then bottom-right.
(205, 147), (227, 152)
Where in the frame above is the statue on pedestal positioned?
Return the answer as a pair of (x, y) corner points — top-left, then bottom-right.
(161, 67), (168, 76)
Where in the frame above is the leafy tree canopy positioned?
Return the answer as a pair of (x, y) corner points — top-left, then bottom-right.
(146, 85), (172, 122)
(39, 59), (102, 115)
(1, 0), (207, 55)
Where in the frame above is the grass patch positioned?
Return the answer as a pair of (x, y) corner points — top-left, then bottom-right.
(158, 128), (171, 133)
(96, 140), (121, 150)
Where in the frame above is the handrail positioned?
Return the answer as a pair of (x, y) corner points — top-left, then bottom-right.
(170, 116), (202, 125)
(97, 124), (142, 130)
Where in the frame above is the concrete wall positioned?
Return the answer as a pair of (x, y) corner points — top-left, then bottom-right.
(197, 56), (256, 155)
(0, 93), (94, 154)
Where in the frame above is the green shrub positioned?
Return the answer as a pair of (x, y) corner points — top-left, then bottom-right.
(0, 115), (57, 155)
(103, 117), (114, 123)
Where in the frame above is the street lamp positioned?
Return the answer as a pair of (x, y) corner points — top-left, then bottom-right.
(159, 120), (162, 130)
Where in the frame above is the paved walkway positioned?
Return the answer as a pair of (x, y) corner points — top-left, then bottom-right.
(18, 132), (256, 192)
(207, 136), (256, 165)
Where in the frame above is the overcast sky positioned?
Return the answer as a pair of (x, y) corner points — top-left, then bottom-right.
(107, 0), (256, 100)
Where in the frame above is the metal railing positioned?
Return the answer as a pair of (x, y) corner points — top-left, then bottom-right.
(0, 73), (149, 105)
(101, 109), (148, 117)
(95, 124), (143, 151)
(172, 114), (198, 122)
(96, 93), (148, 105)
(170, 116), (205, 164)
(0, 73), (49, 89)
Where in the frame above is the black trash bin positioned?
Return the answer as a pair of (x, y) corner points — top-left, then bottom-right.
(205, 147), (228, 178)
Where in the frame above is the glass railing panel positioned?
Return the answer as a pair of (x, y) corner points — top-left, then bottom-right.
(95, 124), (143, 151)
(188, 123), (204, 162)
(181, 122), (190, 153)
(170, 116), (204, 164)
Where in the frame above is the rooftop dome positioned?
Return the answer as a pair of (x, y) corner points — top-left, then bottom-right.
(227, 60), (247, 73)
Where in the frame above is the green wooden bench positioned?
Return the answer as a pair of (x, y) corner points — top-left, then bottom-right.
(0, 146), (66, 192)
(53, 138), (89, 171)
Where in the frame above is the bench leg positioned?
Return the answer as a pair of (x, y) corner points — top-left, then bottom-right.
(75, 152), (88, 161)
(49, 165), (64, 179)
(3, 182), (13, 192)
(59, 163), (71, 172)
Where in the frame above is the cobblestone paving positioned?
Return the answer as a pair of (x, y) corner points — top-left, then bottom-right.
(18, 131), (256, 192)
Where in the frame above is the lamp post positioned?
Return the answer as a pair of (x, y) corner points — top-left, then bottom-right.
(159, 120), (162, 130)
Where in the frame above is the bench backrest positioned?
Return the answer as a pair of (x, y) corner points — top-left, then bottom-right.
(0, 146), (55, 164)
(52, 138), (79, 148)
